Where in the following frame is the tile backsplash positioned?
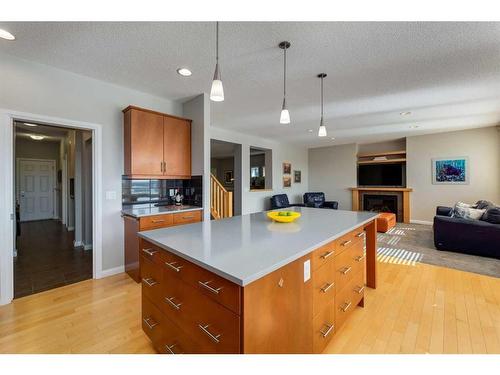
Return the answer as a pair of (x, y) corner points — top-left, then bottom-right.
(122, 176), (202, 208)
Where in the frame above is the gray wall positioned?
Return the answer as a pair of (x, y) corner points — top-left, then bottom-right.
(15, 138), (60, 169)
(407, 126), (500, 222)
(308, 143), (357, 210)
(0, 52), (182, 272)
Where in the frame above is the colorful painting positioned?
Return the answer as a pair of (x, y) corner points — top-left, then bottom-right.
(432, 157), (469, 184)
(294, 170), (301, 183)
(283, 162), (291, 175)
(283, 175), (291, 188)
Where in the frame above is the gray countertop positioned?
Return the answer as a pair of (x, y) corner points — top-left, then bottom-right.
(138, 207), (378, 286)
(122, 205), (203, 218)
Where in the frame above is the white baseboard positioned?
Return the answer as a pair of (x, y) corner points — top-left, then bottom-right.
(410, 219), (433, 225)
(83, 243), (93, 251)
(73, 240), (83, 247)
(97, 265), (125, 279)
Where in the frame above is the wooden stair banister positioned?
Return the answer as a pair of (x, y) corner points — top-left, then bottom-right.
(210, 173), (233, 220)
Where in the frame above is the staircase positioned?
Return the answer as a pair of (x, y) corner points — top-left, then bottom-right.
(210, 174), (233, 220)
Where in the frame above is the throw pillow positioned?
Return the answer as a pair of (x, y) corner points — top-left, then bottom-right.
(482, 206), (500, 224)
(475, 200), (493, 210)
(453, 203), (486, 220)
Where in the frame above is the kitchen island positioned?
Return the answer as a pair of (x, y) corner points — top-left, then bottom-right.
(138, 207), (378, 353)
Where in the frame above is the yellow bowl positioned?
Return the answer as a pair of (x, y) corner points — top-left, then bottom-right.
(267, 211), (301, 223)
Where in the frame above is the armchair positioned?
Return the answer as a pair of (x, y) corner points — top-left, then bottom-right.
(303, 192), (339, 210)
(270, 194), (305, 210)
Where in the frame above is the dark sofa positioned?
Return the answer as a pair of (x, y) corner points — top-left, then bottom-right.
(303, 192), (338, 210)
(270, 194), (305, 210)
(433, 200), (500, 259)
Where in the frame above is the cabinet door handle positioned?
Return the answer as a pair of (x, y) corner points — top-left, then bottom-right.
(165, 344), (178, 354)
(198, 324), (221, 343)
(165, 261), (183, 272)
(341, 240), (352, 247)
(142, 248), (158, 257)
(320, 323), (334, 338)
(160, 161), (163, 173)
(354, 286), (365, 294)
(142, 277), (158, 287)
(355, 254), (366, 262)
(165, 296), (182, 310)
(164, 161), (167, 172)
(151, 219), (165, 223)
(356, 232), (365, 238)
(340, 301), (352, 313)
(143, 317), (158, 330)
(320, 250), (334, 259)
(198, 280), (223, 295)
(340, 266), (352, 275)
(320, 282), (334, 293)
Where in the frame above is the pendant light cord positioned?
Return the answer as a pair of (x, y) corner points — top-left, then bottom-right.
(283, 46), (287, 100)
(320, 75), (324, 120)
(216, 22), (219, 64)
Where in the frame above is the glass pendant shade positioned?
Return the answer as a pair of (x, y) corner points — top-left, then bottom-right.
(318, 118), (327, 137)
(280, 98), (290, 124)
(210, 23), (224, 102)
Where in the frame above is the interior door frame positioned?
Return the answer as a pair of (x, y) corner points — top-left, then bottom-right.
(16, 158), (57, 222)
(0, 108), (104, 305)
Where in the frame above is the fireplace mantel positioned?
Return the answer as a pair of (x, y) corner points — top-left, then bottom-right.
(349, 187), (413, 223)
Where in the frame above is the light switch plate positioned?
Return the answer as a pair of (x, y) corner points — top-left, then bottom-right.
(304, 260), (311, 282)
(105, 191), (117, 200)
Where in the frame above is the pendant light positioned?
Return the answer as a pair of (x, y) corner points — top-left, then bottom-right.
(279, 41), (291, 124)
(210, 22), (224, 102)
(318, 73), (327, 137)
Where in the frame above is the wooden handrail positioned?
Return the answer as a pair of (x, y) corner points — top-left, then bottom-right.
(210, 174), (233, 220)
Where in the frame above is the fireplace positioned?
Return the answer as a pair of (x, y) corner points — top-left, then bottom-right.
(363, 194), (398, 215)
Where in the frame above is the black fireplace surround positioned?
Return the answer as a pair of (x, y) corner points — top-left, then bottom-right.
(363, 194), (398, 215)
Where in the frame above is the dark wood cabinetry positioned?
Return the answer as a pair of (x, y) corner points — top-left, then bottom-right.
(123, 106), (192, 179)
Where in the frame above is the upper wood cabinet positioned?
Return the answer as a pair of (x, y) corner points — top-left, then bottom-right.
(123, 106), (192, 178)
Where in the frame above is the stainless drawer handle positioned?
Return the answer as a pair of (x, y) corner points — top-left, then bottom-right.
(355, 232), (365, 238)
(165, 261), (183, 272)
(341, 240), (352, 247)
(142, 248), (158, 256)
(320, 323), (334, 338)
(165, 296), (182, 310)
(198, 280), (223, 295)
(320, 282), (334, 293)
(354, 286), (365, 294)
(151, 219), (165, 223)
(142, 277), (158, 287)
(182, 216), (194, 220)
(198, 324), (221, 343)
(143, 317), (158, 330)
(340, 301), (352, 313)
(165, 344), (177, 354)
(320, 250), (334, 259)
(341, 266), (352, 275)
(355, 254), (366, 262)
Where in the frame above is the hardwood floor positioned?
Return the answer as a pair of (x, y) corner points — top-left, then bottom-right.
(0, 257), (499, 354)
(14, 220), (92, 298)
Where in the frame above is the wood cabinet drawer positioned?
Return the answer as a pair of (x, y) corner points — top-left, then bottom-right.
(159, 315), (200, 354)
(140, 214), (174, 231)
(312, 260), (335, 317)
(335, 269), (365, 330)
(172, 210), (202, 225)
(139, 239), (163, 264)
(311, 240), (336, 271)
(157, 246), (241, 315)
(334, 238), (364, 292)
(140, 256), (162, 304)
(160, 272), (240, 353)
(312, 302), (335, 354)
(334, 226), (365, 255)
(142, 295), (164, 351)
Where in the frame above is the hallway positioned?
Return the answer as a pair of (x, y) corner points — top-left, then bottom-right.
(14, 220), (92, 298)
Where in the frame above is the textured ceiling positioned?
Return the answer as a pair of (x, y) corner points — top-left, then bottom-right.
(2, 22), (500, 146)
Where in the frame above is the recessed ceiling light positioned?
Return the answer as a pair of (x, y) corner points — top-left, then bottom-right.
(0, 29), (15, 41)
(176, 68), (192, 77)
(30, 135), (45, 140)
(400, 111), (412, 116)
(24, 123), (38, 127)
(308, 129), (313, 133)
(331, 137), (335, 140)
(409, 125), (419, 129)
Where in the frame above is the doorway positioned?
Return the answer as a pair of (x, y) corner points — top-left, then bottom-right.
(13, 121), (93, 298)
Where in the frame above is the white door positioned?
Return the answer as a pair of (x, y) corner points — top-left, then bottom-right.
(19, 159), (55, 222)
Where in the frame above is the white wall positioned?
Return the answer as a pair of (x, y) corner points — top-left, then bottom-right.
(210, 127), (309, 214)
(407, 126), (500, 222)
(308, 144), (357, 210)
(0, 52), (182, 272)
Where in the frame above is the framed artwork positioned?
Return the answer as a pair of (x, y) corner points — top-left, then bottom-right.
(294, 170), (301, 183)
(432, 157), (469, 184)
(283, 162), (291, 175)
(283, 175), (291, 188)
(224, 170), (234, 184)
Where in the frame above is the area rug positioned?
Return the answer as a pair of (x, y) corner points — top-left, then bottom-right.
(376, 223), (500, 278)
